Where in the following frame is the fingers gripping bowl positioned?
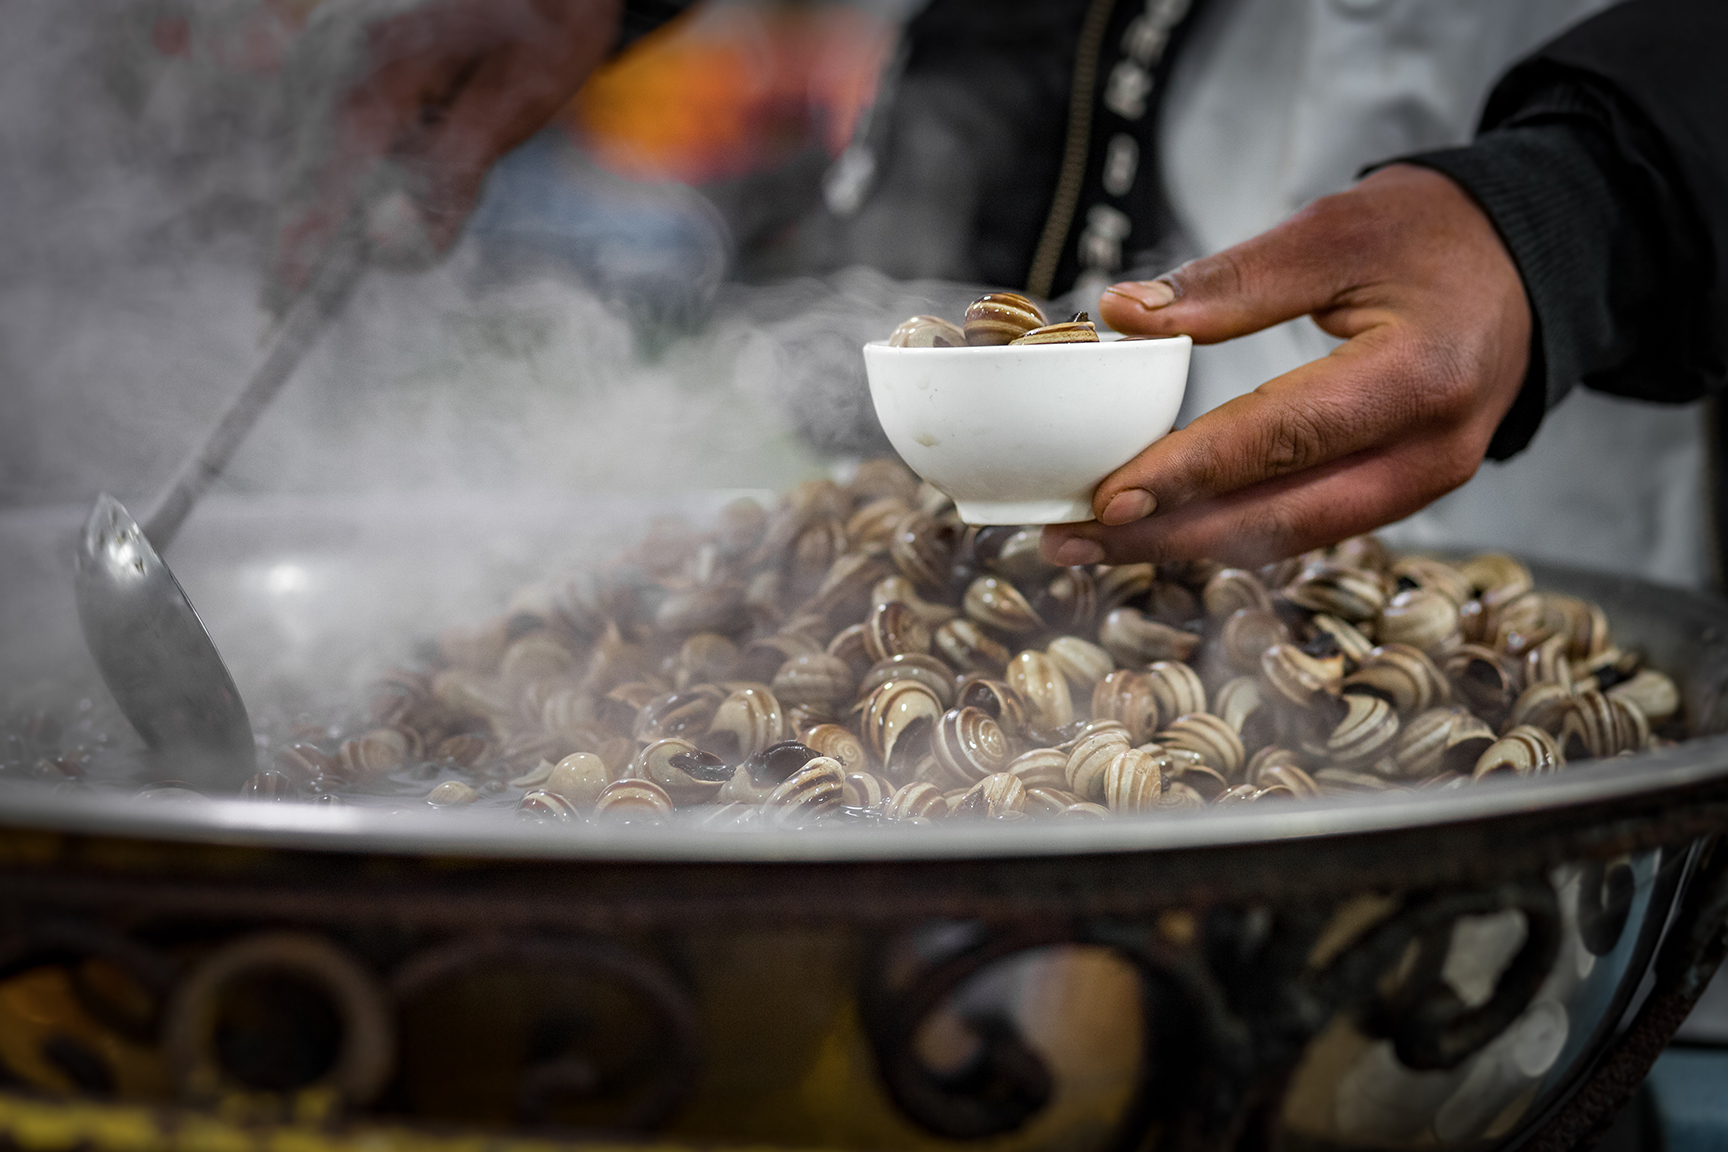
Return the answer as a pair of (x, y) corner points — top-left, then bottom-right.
(863, 293), (1190, 526)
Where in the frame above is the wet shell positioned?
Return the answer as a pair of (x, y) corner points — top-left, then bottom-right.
(825, 623), (873, 677)
(964, 577), (1045, 635)
(534, 752), (610, 807)
(1011, 319), (1098, 345)
(890, 314), (965, 348)
(1095, 564), (1155, 613)
(737, 632), (819, 684)
(1377, 588), (1460, 653)
(1047, 636), (1114, 692)
(519, 789), (578, 819)
(807, 552), (894, 623)
(964, 291), (1047, 346)
(884, 780), (948, 820)
(1023, 785), (1090, 818)
(842, 770), (892, 808)
(634, 688), (721, 744)
(1065, 722), (1133, 802)
(1523, 634), (1574, 691)
(872, 575), (959, 628)
(1102, 748), (1164, 813)
(1341, 644), (1450, 716)
(1146, 660), (1207, 724)
(930, 706), (1011, 786)
(1006, 650), (1075, 732)
(1390, 556), (1475, 607)
(1442, 644), (1522, 730)
(1005, 748), (1070, 790)
(1035, 567), (1099, 633)
(890, 511), (956, 591)
(1213, 676), (1272, 748)
(655, 583), (749, 636)
(954, 676), (1030, 737)
(863, 600), (933, 663)
(859, 680), (944, 779)
(1283, 564), (1386, 622)
(428, 780), (480, 807)
(336, 729), (409, 786)
(1608, 668), (1679, 725)
(1221, 608), (1291, 673)
(1154, 781), (1208, 810)
(1098, 608), (1202, 667)
(707, 686), (787, 762)
(1260, 642), (1342, 709)
(1391, 707), (1496, 779)
(763, 757), (845, 824)
(1308, 615), (1376, 664)
(1091, 670), (1159, 744)
(1311, 695), (1401, 768)
(772, 652), (857, 712)
(934, 618), (1012, 673)
(1557, 691), (1648, 760)
(277, 743), (337, 789)
(848, 498), (913, 550)
(859, 654), (957, 708)
(1472, 726), (1563, 780)
(672, 633), (740, 689)
(593, 778), (674, 822)
(950, 772), (1030, 818)
(801, 724), (871, 774)
(634, 738), (731, 805)
(1506, 681), (1574, 734)
(1203, 568), (1273, 620)
(1157, 713), (1246, 778)
(1163, 757), (1229, 801)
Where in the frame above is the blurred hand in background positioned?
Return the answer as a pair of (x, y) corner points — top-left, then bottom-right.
(1041, 164), (1533, 569)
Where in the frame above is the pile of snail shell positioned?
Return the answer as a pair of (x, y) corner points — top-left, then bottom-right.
(890, 292), (1099, 348)
(264, 460), (1683, 829)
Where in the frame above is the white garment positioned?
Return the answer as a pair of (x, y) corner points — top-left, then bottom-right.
(1154, 0), (1711, 588)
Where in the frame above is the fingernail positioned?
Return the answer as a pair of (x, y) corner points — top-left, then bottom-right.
(1101, 489), (1156, 525)
(1105, 279), (1176, 309)
(1052, 538), (1106, 566)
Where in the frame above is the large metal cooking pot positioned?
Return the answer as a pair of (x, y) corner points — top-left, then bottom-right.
(2, 496), (1726, 1152)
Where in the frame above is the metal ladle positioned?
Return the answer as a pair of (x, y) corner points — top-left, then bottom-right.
(73, 213), (372, 787)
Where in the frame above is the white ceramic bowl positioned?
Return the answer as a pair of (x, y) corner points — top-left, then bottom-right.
(863, 334), (1192, 525)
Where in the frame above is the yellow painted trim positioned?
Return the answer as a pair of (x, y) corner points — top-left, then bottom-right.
(0, 1093), (834, 1152)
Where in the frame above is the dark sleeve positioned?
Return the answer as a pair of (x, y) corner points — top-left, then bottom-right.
(1395, 0), (1728, 460)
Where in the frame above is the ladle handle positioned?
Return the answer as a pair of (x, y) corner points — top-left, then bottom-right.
(141, 219), (369, 550)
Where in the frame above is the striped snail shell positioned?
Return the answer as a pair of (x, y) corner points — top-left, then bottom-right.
(807, 552), (894, 622)
(1260, 642), (1343, 709)
(890, 314), (965, 348)
(499, 632), (578, 687)
(1006, 650), (1075, 733)
(593, 778), (674, 822)
(1390, 556), (1475, 607)
(935, 618), (1012, 674)
(654, 582), (749, 637)
(864, 600), (933, 663)
(1472, 725), (1563, 780)
(1034, 568), (1098, 633)
(1221, 608), (1291, 674)
(1213, 676), (1273, 751)
(1146, 580), (1202, 629)
(1046, 635), (1114, 692)
(1203, 568), (1273, 620)
(633, 738), (731, 805)
(1157, 713), (1246, 779)
(1442, 644), (1522, 730)
(826, 623), (873, 677)
(1308, 614), (1376, 664)
(963, 291), (1047, 346)
(634, 688), (722, 744)
(427, 780), (479, 806)
(432, 668), (515, 722)
(763, 757), (846, 825)
(518, 789), (579, 819)
(954, 676), (1030, 737)
(1458, 552), (1533, 605)
(1307, 694), (1401, 768)
(964, 576), (1045, 635)
(1065, 722), (1133, 802)
(1164, 757), (1229, 801)
(846, 497), (913, 548)
(1313, 767), (1396, 794)
(1283, 564), (1386, 622)
(884, 780), (948, 820)
(930, 706), (1011, 787)
(1377, 587), (1461, 654)
(1391, 707), (1495, 779)
(771, 651), (858, 713)
(738, 631), (820, 684)
(872, 575), (959, 628)
(951, 772), (1029, 818)
(672, 633), (741, 690)
(1607, 668), (1679, 725)
(1154, 781), (1208, 810)
(890, 510), (956, 591)
(336, 729), (409, 786)
(1255, 762), (1321, 800)
(1004, 748), (1070, 790)
(859, 654), (957, 709)
(1341, 644), (1450, 716)
(1010, 318), (1098, 345)
(1102, 748), (1164, 813)
(1523, 633), (1574, 692)
(1098, 608), (1202, 667)
(1023, 785), (1090, 818)
(1146, 660), (1207, 723)
(802, 724), (871, 774)
(1506, 681), (1574, 734)
(842, 770), (893, 808)
(707, 685), (787, 762)
(438, 733), (493, 772)
(1095, 563), (1155, 614)
(543, 752), (612, 808)
(859, 680), (944, 780)
(1557, 691), (1648, 760)
(1091, 670), (1160, 744)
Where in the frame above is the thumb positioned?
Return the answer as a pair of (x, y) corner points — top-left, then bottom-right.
(1098, 192), (1368, 344)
